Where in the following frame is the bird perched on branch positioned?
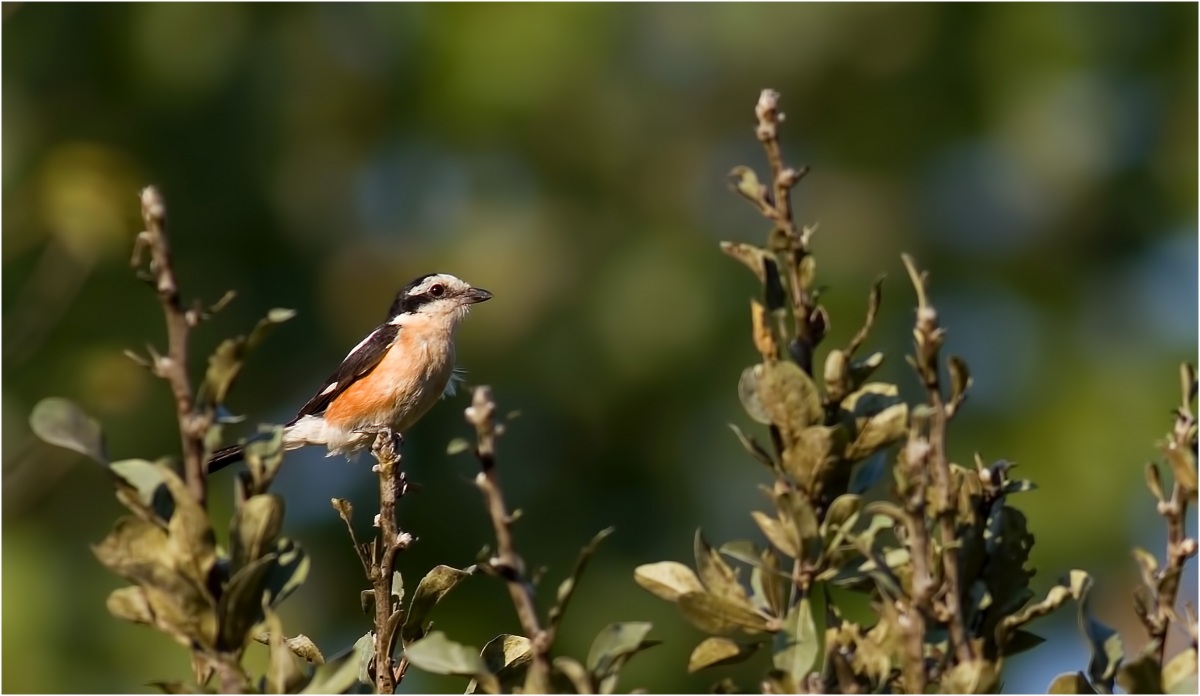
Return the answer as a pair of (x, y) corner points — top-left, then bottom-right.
(207, 273), (492, 473)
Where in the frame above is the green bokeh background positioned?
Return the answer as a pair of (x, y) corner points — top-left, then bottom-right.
(3, 3), (1196, 693)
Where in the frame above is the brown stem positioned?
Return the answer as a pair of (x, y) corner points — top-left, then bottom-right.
(753, 89), (815, 369)
(133, 186), (208, 506)
(368, 430), (411, 694)
(467, 387), (553, 693)
(1151, 392), (1198, 664)
(929, 397), (973, 665)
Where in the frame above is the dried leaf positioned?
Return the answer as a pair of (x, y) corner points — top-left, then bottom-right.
(479, 634), (532, 685)
(688, 637), (759, 673)
(402, 565), (473, 643)
(265, 613), (308, 694)
(677, 592), (772, 635)
(940, 659), (999, 694)
(1047, 672), (1096, 694)
(29, 397), (108, 464)
(751, 300), (778, 360)
(331, 498), (353, 525)
(695, 530), (752, 605)
(634, 561), (705, 603)
(751, 511), (799, 559)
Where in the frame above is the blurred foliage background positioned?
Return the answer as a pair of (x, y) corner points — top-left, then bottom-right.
(2, 3), (1196, 693)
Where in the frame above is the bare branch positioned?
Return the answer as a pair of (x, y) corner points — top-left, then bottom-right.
(132, 188), (209, 509)
(467, 386), (553, 693)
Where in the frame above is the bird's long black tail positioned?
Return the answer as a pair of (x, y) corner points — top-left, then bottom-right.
(207, 444), (246, 474)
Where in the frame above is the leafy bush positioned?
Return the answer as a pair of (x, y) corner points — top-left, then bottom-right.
(31, 89), (1196, 694)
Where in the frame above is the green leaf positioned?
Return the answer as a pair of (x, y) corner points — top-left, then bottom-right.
(826, 585), (876, 628)
(405, 631), (492, 688)
(1144, 462), (1166, 503)
(402, 565), (473, 643)
(688, 637), (759, 673)
(217, 555), (274, 651)
(204, 308), (295, 405)
(29, 397), (107, 464)
(231, 494), (283, 570)
(109, 458), (174, 524)
(773, 585), (825, 677)
(243, 426), (286, 492)
(1163, 647), (1198, 694)
(677, 592), (772, 635)
(841, 385), (908, 461)
(634, 561), (705, 602)
(446, 437), (471, 455)
(263, 538), (309, 607)
(1047, 672), (1096, 694)
(548, 527), (613, 632)
(738, 366), (772, 425)
(725, 169), (769, 211)
(728, 423), (775, 470)
(301, 633), (374, 694)
(586, 622), (658, 694)
(848, 452), (888, 495)
(757, 361), (824, 438)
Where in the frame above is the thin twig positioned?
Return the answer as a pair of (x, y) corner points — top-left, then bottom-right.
(367, 430), (412, 694)
(902, 254), (973, 667)
(754, 89), (815, 371)
(132, 186), (208, 506)
(467, 386), (553, 693)
(1150, 367), (1198, 664)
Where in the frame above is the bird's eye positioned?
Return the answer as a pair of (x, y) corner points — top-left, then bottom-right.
(429, 283), (445, 297)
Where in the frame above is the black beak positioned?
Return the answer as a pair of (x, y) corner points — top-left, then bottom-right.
(466, 287), (493, 304)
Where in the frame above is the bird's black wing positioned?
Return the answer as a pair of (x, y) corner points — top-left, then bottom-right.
(288, 323), (400, 424)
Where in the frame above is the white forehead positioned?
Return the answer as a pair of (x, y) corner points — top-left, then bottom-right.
(406, 273), (467, 296)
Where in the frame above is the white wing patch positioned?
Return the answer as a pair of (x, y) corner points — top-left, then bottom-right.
(345, 328), (379, 359)
(319, 381), (339, 396)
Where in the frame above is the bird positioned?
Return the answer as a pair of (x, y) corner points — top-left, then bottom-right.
(207, 273), (492, 474)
